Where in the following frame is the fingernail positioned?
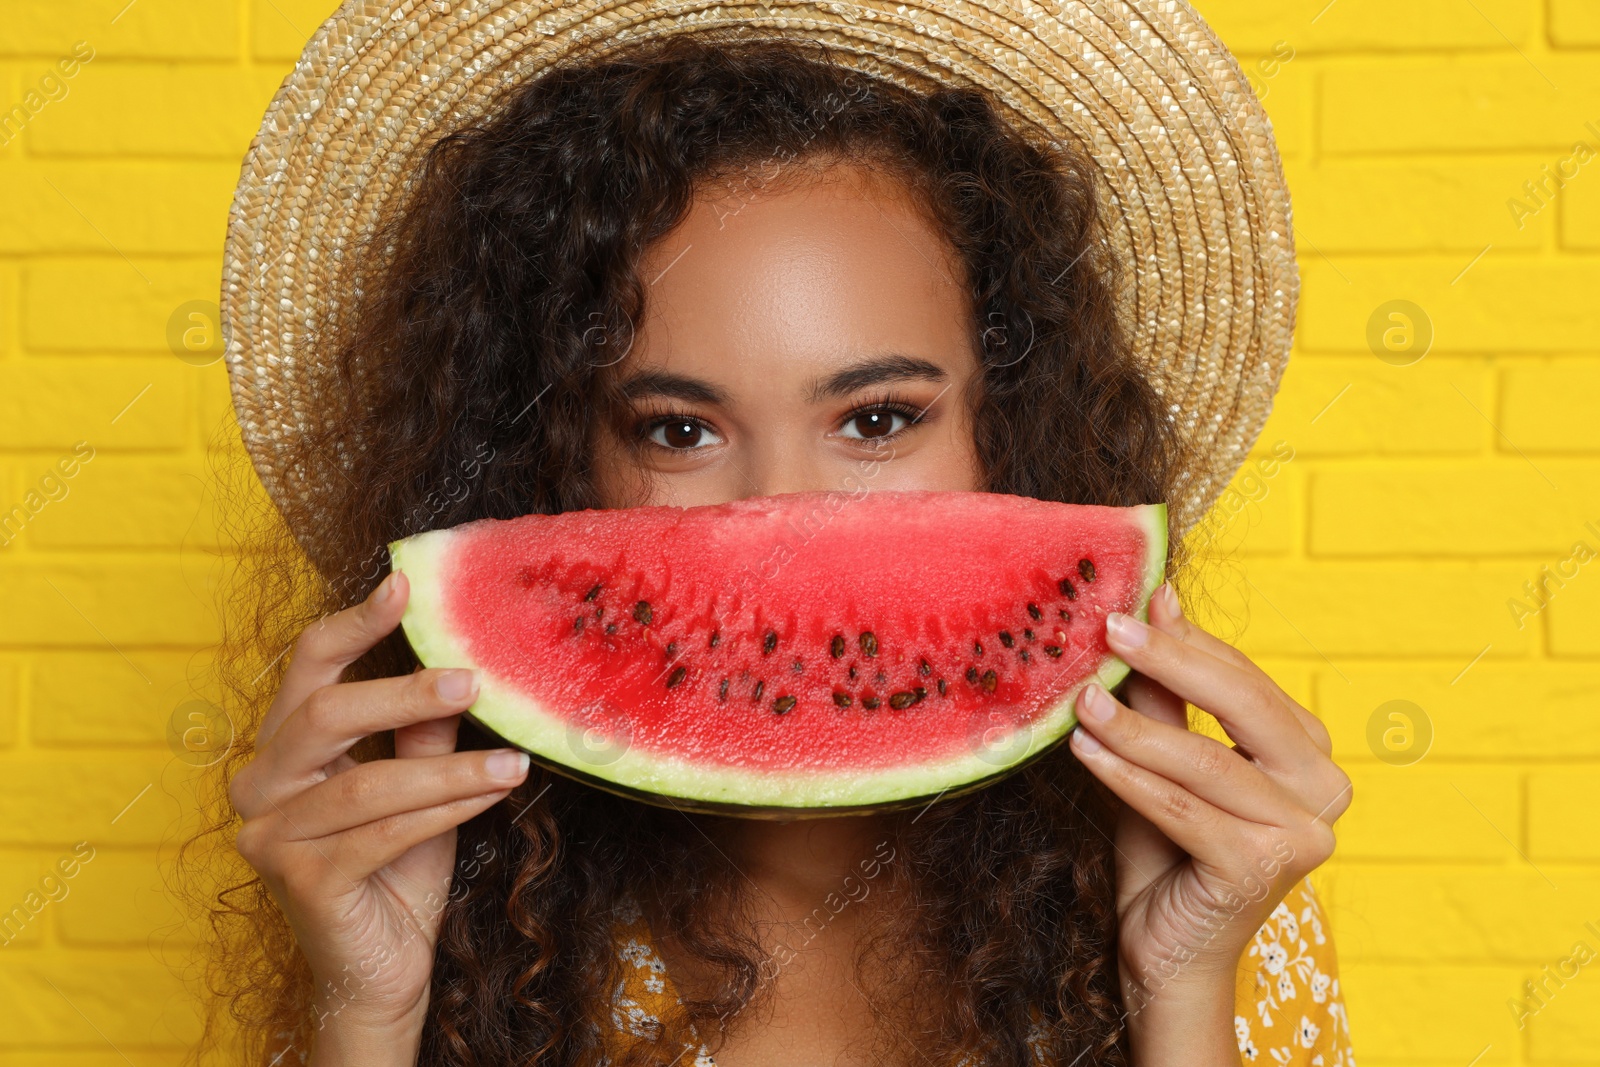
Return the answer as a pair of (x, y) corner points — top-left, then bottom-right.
(1159, 583), (1180, 615)
(437, 669), (478, 701)
(1071, 725), (1103, 754)
(486, 749), (530, 780)
(1078, 682), (1115, 724)
(1107, 612), (1149, 648)
(372, 572), (396, 605)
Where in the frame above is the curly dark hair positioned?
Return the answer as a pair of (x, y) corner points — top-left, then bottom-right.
(184, 28), (1184, 1067)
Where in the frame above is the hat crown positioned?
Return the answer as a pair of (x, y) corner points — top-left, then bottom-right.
(221, 0), (1295, 542)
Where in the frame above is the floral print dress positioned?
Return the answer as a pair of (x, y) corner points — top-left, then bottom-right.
(601, 878), (1353, 1066)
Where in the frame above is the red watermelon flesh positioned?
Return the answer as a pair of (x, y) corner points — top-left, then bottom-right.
(390, 490), (1167, 816)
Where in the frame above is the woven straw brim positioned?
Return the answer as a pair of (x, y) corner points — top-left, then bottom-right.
(221, 0), (1296, 540)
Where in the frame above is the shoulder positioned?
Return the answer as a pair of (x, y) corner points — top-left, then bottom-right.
(1233, 877), (1355, 1066)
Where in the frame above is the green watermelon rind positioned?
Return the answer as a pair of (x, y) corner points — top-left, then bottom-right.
(389, 500), (1168, 816)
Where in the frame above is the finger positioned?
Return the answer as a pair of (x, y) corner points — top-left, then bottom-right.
(1121, 670), (1186, 729)
(396, 710), (463, 761)
(260, 571), (410, 747)
(271, 749), (530, 840)
(1104, 798), (1186, 904)
(1149, 583), (1256, 672)
(1076, 683), (1294, 825)
(1069, 725), (1243, 870)
(1105, 612), (1323, 776)
(1087, 770), (1187, 902)
(1299, 712), (1335, 759)
(1312, 770), (1356, 828)
(322, 789), (514, 882)
(1150, 585), (1332, 755)
(1122, 587), (1188, 728)
(270, 669), (478, 779)
(1148, 580), (1184, 629)
(246, 669), (480, 811)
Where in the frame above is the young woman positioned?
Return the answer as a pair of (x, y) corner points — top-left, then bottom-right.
(198, 19), (1353, 1067)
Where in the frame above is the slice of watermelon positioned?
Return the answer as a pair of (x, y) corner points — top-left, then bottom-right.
(391, 490), (1166, 816)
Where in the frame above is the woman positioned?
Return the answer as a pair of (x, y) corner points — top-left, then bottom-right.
(197, 10), (1353, 1067)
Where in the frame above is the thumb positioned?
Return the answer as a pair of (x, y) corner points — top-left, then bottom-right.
(395, 709), (463, 760)
(1121, 582), (1187, 729)
(1121, 671), (1186, 730)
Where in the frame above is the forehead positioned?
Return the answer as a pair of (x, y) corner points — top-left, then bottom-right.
(622, 160), (976, 396)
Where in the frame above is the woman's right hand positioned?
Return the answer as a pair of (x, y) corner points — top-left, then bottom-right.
(229, 570), (531, 1063)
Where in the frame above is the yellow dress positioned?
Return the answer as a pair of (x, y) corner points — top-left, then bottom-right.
(602, 877), (1354, 1066)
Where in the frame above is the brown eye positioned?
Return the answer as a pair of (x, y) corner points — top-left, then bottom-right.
(838, 408), (915, 441)
(851, 412), (895, 439)
(646, 418), (722, 451)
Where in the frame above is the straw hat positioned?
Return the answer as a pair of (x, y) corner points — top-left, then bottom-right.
(221, 0), (1296, 541)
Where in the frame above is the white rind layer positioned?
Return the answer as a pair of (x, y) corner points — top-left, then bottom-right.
(390, 501), (1168, 813)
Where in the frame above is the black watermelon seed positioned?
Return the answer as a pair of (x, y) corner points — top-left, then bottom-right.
(981, 669), (998, 693)
(833, 691), (852, 708)
(1058, 577), (1077, 600)
(848, 665), (859, 680)
(1059, 608), (1071, 622)
(889, 691), (916, 710)
(719, 677), (730, 701)
(596, 606), (604, 620)
(763, 630), (778, 655)
(792, 659), (804, 674)
(1044, 645), (1063, 658)
(1023, 629), (1035, 641)
(831, 634), (847, 659)
(573, 616), (585, 633)
(773, 695), (796, 715)
(605, 623), (617, 634)
(1019, 649), (1031, 663)
(859, 631), (878, 657)
(913, 686), (927, 703)
(965, 666), (980, 684)
(666, 666), (687, 689)
(875, 670), (888, 685)
(709, 630), (721, 649)
(665, 641), (678, 658)
(584, 583), (602, 602)
(1078, 558), (1096, 582)
(937, 678), (948, 696)
(998, 631), (1015, 649)
(973, 640), (984, 657)
(919, 658), (932, 677)
(1027, 602), (1042, 620)
(752, 679), (765, 701)
(634, 600), (653, 625)
(862, 695), (881, 710)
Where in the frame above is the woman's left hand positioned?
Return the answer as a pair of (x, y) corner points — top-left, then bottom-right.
(1068, 582), (1352, 1060)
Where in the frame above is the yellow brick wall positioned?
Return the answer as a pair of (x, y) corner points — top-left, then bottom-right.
(0, 1), (1593, 1064)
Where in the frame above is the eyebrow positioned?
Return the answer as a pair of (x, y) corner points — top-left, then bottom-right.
(806, 354), (949, 404)
(615, 353), (949, 407)
(615, 368), (730, 406)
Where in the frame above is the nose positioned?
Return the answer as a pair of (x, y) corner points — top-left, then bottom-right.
(730, 437), (896, 503)
(729, 434), (850, 501)
(733, 458), (831, 501)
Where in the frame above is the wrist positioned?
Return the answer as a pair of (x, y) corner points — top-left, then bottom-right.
(307, 1001), (428, 1067)
(1122, 975), (1237, 1067)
